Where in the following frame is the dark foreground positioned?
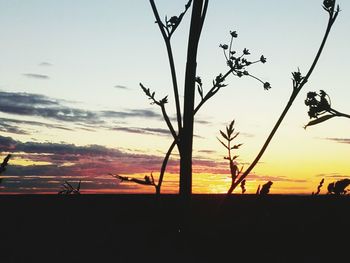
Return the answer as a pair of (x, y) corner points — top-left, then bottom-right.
(0, 194), (349, 263)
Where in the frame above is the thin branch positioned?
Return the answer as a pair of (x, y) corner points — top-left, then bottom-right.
(149, 0), (184, 133)
(227, 3), (339, 194)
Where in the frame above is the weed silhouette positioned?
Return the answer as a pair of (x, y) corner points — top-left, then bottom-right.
(257, 181), (273, 195)
(304, 90), (350, 128)
(0, 154), (11, 185)
(312, 178), (324, 195)
(58, 181), (81, 195)
(110, 173), (157, 192)
(225, 0), (340, 195)
(327, 179), (350, 195)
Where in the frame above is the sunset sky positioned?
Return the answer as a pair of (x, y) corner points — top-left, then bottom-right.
(0, 0), (349, 194)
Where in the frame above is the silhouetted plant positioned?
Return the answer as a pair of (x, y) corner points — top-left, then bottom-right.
(109, 173), (157, 192)
(304, 90), (350, 128)
(225, 0), (340, 195)
(0, 154), (11, 185)
(218, 120), (245, 193)
(240, 180), (246, 194)
(136, 0), (269, 198)
(312, 178), (325, 195)
(58, 180), (81, 195)
(123, 0), (339, 198)
(257, 181), (273, 195)
(327, 179), (350, 195)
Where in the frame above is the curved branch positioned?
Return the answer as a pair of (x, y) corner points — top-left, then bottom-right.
(149, 0), (183, 133)
(227, 4), (339, 194)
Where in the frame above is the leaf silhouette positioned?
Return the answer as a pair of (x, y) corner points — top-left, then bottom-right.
(217, 138), (229, 150)
(304, 114), (335, 129)
(220, 130), (229, 141)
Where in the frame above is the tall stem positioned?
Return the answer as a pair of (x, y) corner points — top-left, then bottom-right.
(227, 8), (338, 194)
(179, 0), (204, 199)
(149, 0), (182, 133)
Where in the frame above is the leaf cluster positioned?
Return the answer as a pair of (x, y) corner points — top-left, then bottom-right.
(219, 31), (271, 90)
(327, 178), (350, 195)
(140, 83), (168, 106)
(158, 0), (192, 39)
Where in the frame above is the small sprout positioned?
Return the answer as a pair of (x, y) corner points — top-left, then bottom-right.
(263, 82), (271, 90)
(196, 76), (204, 100)
(220, 44), (229, 50)
(230, 30), (238, 38)
(195, 76), (202, 87)
(243, 48), (250, 55)
(259, 181), (273, 195)
(218, 120), (243, 189)
(323, 0), (335, 10)
(240, 179), (246, 194)
(260, 55), (267, 64)
(292, 69), (304, 84)
(0, 154), (11, 174)
(168, 16), (178, 26)
(312, 178), (324, 195)
(159, 96), (168, 105)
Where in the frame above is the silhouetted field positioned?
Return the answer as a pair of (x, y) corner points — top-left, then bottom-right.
(1, 194), (349, 262)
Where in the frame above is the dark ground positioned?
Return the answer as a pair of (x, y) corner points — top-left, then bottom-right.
(0, 194), (349, 263)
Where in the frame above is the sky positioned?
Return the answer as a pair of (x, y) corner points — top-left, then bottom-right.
(0, 0), (349, 194)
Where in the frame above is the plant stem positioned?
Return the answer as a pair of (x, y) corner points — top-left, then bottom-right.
(227, 6), (338, 194)
(180, 0), (205, 199)
(149, 0), (182, 133)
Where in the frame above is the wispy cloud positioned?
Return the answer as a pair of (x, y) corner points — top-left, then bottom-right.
(22, 73), (50, 79)
(0, 122), (29, 135)
(247, 173), (307, 183)
(0, 92), (161, 132)
(114, 85), (128, 90)
(315, 172), (350, 179)
(39, 62), (53, 66)
(0, 117), (73, 134)
(111, 127), (170, 136)
(324, 137), (350, 144)
(101, 109), (161, 119)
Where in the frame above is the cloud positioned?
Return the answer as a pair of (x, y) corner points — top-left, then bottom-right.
(0, 122), (29, 135)
(247, 173), (307, 183)
(101, 109), (161, 119)
(0, 92), (161, 129)
(324, 137), (350, 144)
(0, 117), (73, 134)
(111, 126), (170, 136)
(23, 73), (50, 79)
(197, 150), (216, 154)
(39, 62), (53, 66)
(114, 85), (128, 90)
(315, 172), (350, 179)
